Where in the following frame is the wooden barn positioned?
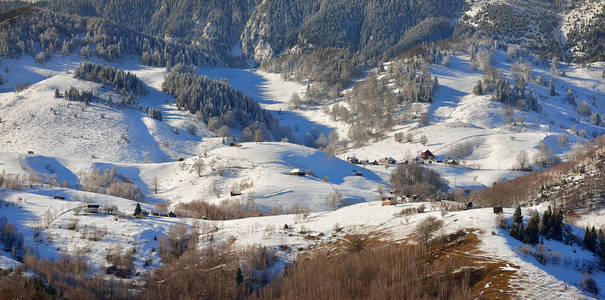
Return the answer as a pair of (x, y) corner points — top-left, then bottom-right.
(419, 150), (434, 160)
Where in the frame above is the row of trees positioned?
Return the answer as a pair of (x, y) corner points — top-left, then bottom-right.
(73, 62), (146, 98)
(390, 163), (448, 200)
(388, 58), (438, 103)
(0, 215), (24, 259)
(79, 167), (144, 202)
(330, 56), (438, 146)
(162, 71), (293, 142)
(64, 87), (95, 104)
(509, 205), (605, 267)
(583, 225), (605, 265)
(344, 74), (397, 146)
(509, 205), (564, 245)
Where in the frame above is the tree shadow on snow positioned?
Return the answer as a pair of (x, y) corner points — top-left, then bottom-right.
(24, 156), (80, 188)
(499, 220), (605, 296)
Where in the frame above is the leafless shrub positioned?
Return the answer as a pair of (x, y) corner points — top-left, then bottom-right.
(496, 214), (509, 229)
(580, 273), (599, 296)
(417, 204), (426, 213)
(175, 199), (266, 220)
(0, 216), (24, 256)
(325, 191), (343, 210)
(106, 182), (144, 202)
(105, 244), (134, 278)
(67, 218), (79, 231)
(557, 134), (568, 146)
(159, 223), (199, 263)
(103, 205), (118, 215)
(0, 170), (23, 190)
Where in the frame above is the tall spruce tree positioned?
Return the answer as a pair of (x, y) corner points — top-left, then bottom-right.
(584, 226), (597, 252)
(134, 203), (142, 216)
(525, 213), (540, 245)
(513, 205), (523, 225)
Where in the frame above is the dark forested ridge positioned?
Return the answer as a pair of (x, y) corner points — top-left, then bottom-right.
(0, 6), (229, 67)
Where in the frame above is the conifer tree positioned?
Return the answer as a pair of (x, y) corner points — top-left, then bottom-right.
(235, 267), (243, 285)
(525, 213), (540, 244)
(513, 205), (523, 225)
(584, 226), (597, 252)
(134, 203), (142, 216)
(539, 206), (552, 237)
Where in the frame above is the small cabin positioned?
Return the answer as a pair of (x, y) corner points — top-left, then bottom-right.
(447, 159), (458, 166)
(493, 207), (503, 214)
(289, 169), (306, 176)
(151, 210), (169, 217)
(86, 204), (100, 214)
(419, 150), (434, 160)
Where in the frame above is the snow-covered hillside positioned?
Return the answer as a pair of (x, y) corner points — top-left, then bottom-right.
(199, 51), (605, 190)
(0, 56), (213, 163)
(1, 42), (604, 298)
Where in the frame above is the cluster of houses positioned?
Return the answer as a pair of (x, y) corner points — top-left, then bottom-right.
(347, 150), (458, 167)
(64, 197), (176, 218)
(346, 157), (396, 165)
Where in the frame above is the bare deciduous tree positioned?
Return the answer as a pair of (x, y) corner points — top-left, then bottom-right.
(289, 93), (301, 110)
(516, 150), (529, 169)
(152, 176), (159, 194)
(415, 216), (443, 245)
(194, 159), (205, 177)
(420, 135), (428, 146)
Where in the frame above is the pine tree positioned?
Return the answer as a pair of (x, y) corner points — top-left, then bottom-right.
(550, 207), (563, 241)
(134, 203), (142, 216)
(598, 229), (605, 265)
(510, 223), (524, 241)
(513, 205), (523, 225)
(235, 267), (243, 285)
(539, 206), (552, 237)
(591, 112), (601, 126)
(584, 226), (597, 252)
(549, 80), (555, 96)
(525, 213), (540, 244)
(54, 88), (61, 98)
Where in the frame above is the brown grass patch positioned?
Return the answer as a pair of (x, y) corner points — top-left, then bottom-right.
(255, 228), (520, 300)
